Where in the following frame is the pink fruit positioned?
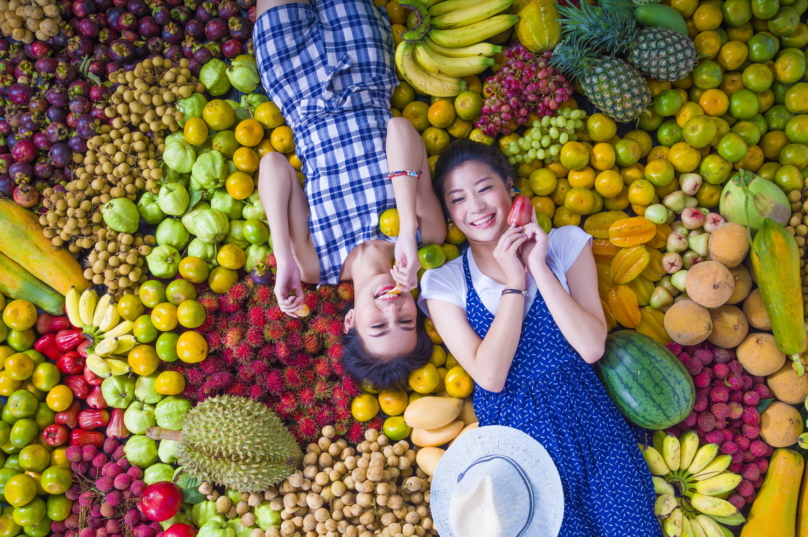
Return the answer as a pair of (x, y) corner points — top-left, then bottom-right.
(720, 442), (738, 455)
(12, 185), (39, 207)
(710, 385), (729, 403)
(698, 412), (716, 432)
(727, 494), (745, 510)
(742, 423), (760, 439)
(749, 440), (768, 457)
(737, 479), (754, 497)
(711, 402), (729, 420)
(753, 384), (772, 399)
(742, 463), (760, 481)
(162, 525), (196, 537)
(694, 371), (711, 388)
(694, 393), (708, 412)
(694, 348), (713, 366)
(742, 407), (760, 426)
(725, 374), (744, 391)
(139, 482), (182, 522)
(705, 430), (723, 444)
(713, 363), (729, 379)
(743, 391), (761, 406)
(734, 435), (750, 451)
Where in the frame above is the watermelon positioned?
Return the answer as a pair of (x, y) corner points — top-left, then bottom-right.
(596, 330), (695, 430)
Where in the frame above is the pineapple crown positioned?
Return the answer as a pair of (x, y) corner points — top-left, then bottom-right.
(556, 1), (640, 56)
(549, 35), (608, 82)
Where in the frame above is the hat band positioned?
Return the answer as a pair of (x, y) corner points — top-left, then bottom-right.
(456, 454), (535, 537)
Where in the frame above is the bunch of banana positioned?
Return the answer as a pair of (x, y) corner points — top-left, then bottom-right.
(65, 287), (133, 346)
(640, 430), (745, 537)
(85, 335), (136, 378)
(394, 0), (517, 97)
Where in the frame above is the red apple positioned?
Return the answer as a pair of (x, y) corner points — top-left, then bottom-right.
(139, 482), (182, 521)
(163, 524), (196, 537)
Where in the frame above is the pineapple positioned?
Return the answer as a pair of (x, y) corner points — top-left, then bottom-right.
(557, 1), (697, 82)
(550, 37), (651, 123)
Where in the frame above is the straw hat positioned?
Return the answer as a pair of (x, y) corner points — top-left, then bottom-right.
(430, 425), (564, 537)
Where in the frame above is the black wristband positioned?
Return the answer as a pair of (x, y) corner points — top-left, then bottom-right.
(501, 288), (528, 298)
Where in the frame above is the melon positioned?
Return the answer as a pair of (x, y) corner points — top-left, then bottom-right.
(596, 330), (695, 430)
(719, 170), (790, 233)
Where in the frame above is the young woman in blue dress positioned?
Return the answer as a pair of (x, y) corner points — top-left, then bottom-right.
(253, 0), (446, 389)
(418, 139), (659, 536)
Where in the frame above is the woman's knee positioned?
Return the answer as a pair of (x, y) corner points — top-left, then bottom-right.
(387, 116), (417, 140)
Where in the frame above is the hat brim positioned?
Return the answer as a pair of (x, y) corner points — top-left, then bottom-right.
(431, 425), (565, 537)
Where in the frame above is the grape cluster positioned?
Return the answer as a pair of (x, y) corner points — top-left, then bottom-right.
(52, 440), (152, 537)
(476, 45), (574, 138)
(504, 107), (587, 166)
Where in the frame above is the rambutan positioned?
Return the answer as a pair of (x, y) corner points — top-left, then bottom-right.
(230, 311), (248, 326)
(332, 385), (350, 408)
(225, 382), (250, 398)
(248, 306), (267, 328)
(267, 306), (285, 321)
(205, 331), (223, 350)
(254, 285), (273, 304)
(258, 345), (275, 361)
(284, 367), (303, 390)
(249, 384), (267, 401)
(327, 319), (344, 338)
(346, 421), (365, 443)
(303, 293), (318, 310)
(246, 326), (264, 347)
(301, 368), (315, 385)
(199, 359), (220, 375)
(198, 293), (219, 313)
(226, 282), (249, 304)
(202, 372), (235, 395)
(341, 376), (360, 395)
(266, 370), (285, 394)
(329, 343), (344, 361)
(215, 316), (231, 333)
(334, 406), (352, 422)
(276, 392), (298, 416)
(250, 360), (271, 379)
(224, 327), (244, 348)
(197, 315), (215, 334)
(218, 296), (241, 314)
(237, 364), (256, 383)
(275, 341), (292, 361)
(314, 379), (332, 399)
(221, 348), (237, 366)
(337, 282), (353, 301)
(314, 406), (334, 427)
(367, 416), (383, 431)
(294, 417), (319, 442)
(264, 322), (285, 342)
(310, 316), (330, 334)
(286, 332), (303, 351)
(234, 343), (253, 363)
(185, 368), (205, 388)
(321, 301), (339, 316)
(266, 253), (277, 267)
(317, 286), (337, 301)
(304, 332), (322, 355)
(285, 318), (303, 332)
(298, 387), (316, 408)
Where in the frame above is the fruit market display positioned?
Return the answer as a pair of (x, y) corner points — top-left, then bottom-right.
(0, 0), (806, 533)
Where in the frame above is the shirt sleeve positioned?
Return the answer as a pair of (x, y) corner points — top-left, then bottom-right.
(551, 226), (593, 274)
(417, 260), (466, 317)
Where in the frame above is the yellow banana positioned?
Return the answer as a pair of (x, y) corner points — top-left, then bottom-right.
(709, 511), (745, 527)
(65, 287), (82, 328)
(431, 0), (515, 29)
(92, 293), (112, 330)
(429, 14), (518, 48)
(694, 515), (726, 537)
(653, 476), (675, 496)
(414, 42), (494, 77)
(94, 337), (120, 357)
(679, 430), (700, 471)
(103, 320), (134, 340)
(663, 433), (681, 472)
(693, 454), (732, 481)
(113, 335), (138, 355)
(689, 516), (708, 537)
(395, 42), (467, 97)
(429, 0), (485, 17)
(423, 37), (501, 58)
(687, 443), (719, 475)
(662, 508), (682, 537)
(654, 494), (677, 519)
(427, 0), (447, 8)
(695, 473), (742, 496)
(98, 301), (121, 333)
(86, 354), (112, 378)
(105, 358), (132, 376)
(653, 430), (667, 455)
(640, 444), (670, 476)
(690, 493), (737, 518)
(79, 288), (98, 327)
(681, 517), (695, 537)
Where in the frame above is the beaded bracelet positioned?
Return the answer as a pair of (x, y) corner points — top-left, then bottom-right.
(388, 170), (422, 180)
(501, 289), (528, 298)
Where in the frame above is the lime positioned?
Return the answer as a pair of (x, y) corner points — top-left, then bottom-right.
(730, 89), (761, 118)
(40, 466), (72, 494)
(46, 494), (72, 522)
(6, 330), (34, 352)
(638, 108), (664, 131)
(6, 391), (37, 419)
(657, 120), (684, 147)
(614, 139), (642, 166)
(742, 63), (774, 92)
(765, 104), (795, 130)
(700, 153), (734, 184)
(653, 89), (684, 116)
(243, 218), (270, 245)
(731, 121), (762, 146)
(683, 115), (719, 148)
(747, 32), (778, 62)
(418, 244), (447, 269)
(133, 315), (158, 344)
(165, 279), (197, 306)
(717, 132), (749, 161)
(382, 416), (412, 441)
(693, 61), (725, 89)
(774, 165), (803, 192)
(11, 497), (44, 526)
(768, 6), (799, 35)
(156, 332), (180, 362)
(18, 445), (49, 473)
(22, 515), (51, 537)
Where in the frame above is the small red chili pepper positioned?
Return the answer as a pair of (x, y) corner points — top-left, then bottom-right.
(83, 365), (104, 387)
(55, 400), (81, 429)
(63, 375), (90, 399)
(55, 329), (84, 352)
(78, 409), (110, 431)
(106, 408), (129, 439)
(86, 385), (107, 409)
(33, 333), (61, 361)
(507, 195), (533, 227)
(69, 429), (105, 447)
(42, 424), (68, 447)
(55, 352), (84, 375)
(36, 314), (73, 334)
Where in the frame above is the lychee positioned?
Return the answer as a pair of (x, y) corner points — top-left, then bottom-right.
(727, 494), (745, 510)
(734, 435), (750, 451)
(694, 348), (713, 366)
(666, 342), (683, 356)
(712, 347), (733, 364)
(698, 412), (716, 432)
(686, 357), (703, 376)
(705, 430), (723, 444)
(725, 374), (744, 391)
(711, 402), (729, 420)
(713, 363), (729, 379)
(742, 407), (760, 426)
(720, 442), (738, 455)
(743, 391), (761, 406)
(710, 385), (729, 403)
(742, 423), (760, 439)
(737, 479), (755, 497)
(742, 464), (760, 481)
(749, 440), (768, 457)
(753, 384), (772, 399)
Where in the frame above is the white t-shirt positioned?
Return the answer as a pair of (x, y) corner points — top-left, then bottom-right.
(418, 226), (593, 319)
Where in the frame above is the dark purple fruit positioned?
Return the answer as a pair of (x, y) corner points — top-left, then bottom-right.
(163, 45), (182, 62)
(65, 112), (78, 129)
(170, 5), (193, 22)
(205, 18), (229, 41)
(107, 7), (125, 31)
(46, 107), (67, 124)
(13, 185), (40, 208)
(88, 60), (106, 79)
(29, 98), (48, 114)
(237, 0), (255, 10)
(11, 139), (36, 163)
(89, 85), (109, 102)
(196, 2), (217, 23)
(127, 0), (149, 17)
(90, 103), (106, 122)
(33, 161), (54, 180)
(228, 17), (253, 41)
(185, 19), (205, 39)
(165, 0), (182, 6)
(117, 12), (138, 32)
(248, 5), (256, 22)
(20, 112), (42, 133)
(0, 121), (8, 136)
(71, 0), (96, 18)
(221, 39), (242, 58)
(181, 36), (199, 58)
(162, 22), (184, 45)
(105, 62), (121, 76)
(188, 57), (201, 76)
(33, 133), (52, 151)
(35, 57), (58, 76)
(55, 61), (78, 86)
(69, 97), (90, 115)
(25, 41), (51, 60)
(14, 60), (34, 79)
(153, 4), (171, 24)
(95, 0), (113, 12)
(193, 45), (212, 64)
(0, 40), (10, 59)
(9, 161), (33, 183)
(66, 35), (93, 59)
(147, 37), (164, 55)
(98, 28), (118, 44)
(121, 30), (139, 42)
(49, 143), (71, 167)
(204, 41), (222, 59)
(139, 16), (160, 37)
(77, 17), (100, 38)
(218, 0), (238, 19)
(76, 114), (98, 139)
(0, 175), (13, 197)
(67, 135), (87, 153)
(109, 39), (135, 63)
(0, 154), (11, 174)
(68, 80), (90, 98)
(8, 84), (33, 105)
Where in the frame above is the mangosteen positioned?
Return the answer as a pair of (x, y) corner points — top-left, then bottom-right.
(138, 16), (160, 37)
(49, 143), (71, 167)
(165, 0), (182, 6)
(6, 135), (17, 151)
(93, 44), (111, 63)
(20, 112), (42, 133)
(90, 103), (106, 122)
(0, 155), (11, 174)
(228, 17), (253, 41)
(188, 57), (201, 76)
(0, 122), (9, 137)
(0, 41), (9, 59)
(127, 0), (149, 17)
(14, 60), (34, 79)
(109, 39), (135, 63)
(183, 19), (203, 40)
(105, 63), (121, 76)
(193, 45), (212, 65)
(68, 17), (82, 35)
(218, 0), (238, 19)
(11, 139), (36, 163)
(67, 135), (88, 153)
(46, 107), (67, 124)
(29, 98), (48, 114)
(98, 28), (118, 45)
(79, 18), (100, 38)
(66, 36), (93, 59)
(95, 0), (113, 12)
(69, 97), (90, 115)
(118, 12), (138, 32)
(88, 85), (109, 102)
(248, 5), (256, 23)
(181, 36), (198, 58)
(134, 41), (149, 59)
(71, 0), (96, 18)
(75, 114), (98, 140)
(153, 4), (171, 25)
(0, 176), (13, 197)
(184, 0), (202, 10)
(112, 0), (127, 7)
(205, 18), (229, 41)
(196, 2), (217, 23)
(57, 0), (73, 17)
(162, 22), (184, 45)
(35, 57), (58, 77)
(107, 7), (126, 31)
(170, 5), (192, 22)
(66, 113), (79, 129)
(10, 161), (33, 183)
(13, 185), (40, 208)
(54, 61), (78, 86)
(68, 80), (90, 98)
(237, 0), (255, 10)
(163, 45), (182, 62)
(121, 31), (138, 43)
(25, 41), (51, 60)
(204, 41), (222, 59)
(34, 161), (54, 180)
(33, 133), (52, 152)
(47, 31), (70, 51)
(7, 84), (33, 106)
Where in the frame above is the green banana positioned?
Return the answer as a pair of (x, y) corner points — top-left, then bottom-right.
(663, 433), (681, 472)
(693, 455), (732, 481)
(429, 14), (518, 47)
(652, 476), (675, 496)
(431, 0), (516, 29)
(694, 473), (742, 496)
(399, 0), (431, 43)
(679, 430), (700, 471)
(429, 0), (485, 16)
(423, 37), (501, 57)
(640, 444), (670, 476)
(395, 41), (467, 97)
(687, 444), (719, 475)
(708, 511), (745, 527)
(414, 42), (493, 77)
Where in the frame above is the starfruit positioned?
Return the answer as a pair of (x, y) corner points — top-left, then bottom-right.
(647, 223), (673, 249)
(600, 292), (617, 331)
(610, 245), (651, 285)
(607, 284), (641, 328)
(596, 264), (614, 295)
(592, 239), (621, 265)
(635, 306), (671, 344)
(626, 275), (655, 306)
(584, 210), (629, 239)
(608, 216), (657, 247)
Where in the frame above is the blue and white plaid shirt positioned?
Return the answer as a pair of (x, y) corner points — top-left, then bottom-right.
(254, 0), (400, 284)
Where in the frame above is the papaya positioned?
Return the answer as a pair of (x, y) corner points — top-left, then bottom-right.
(742, 449), (803, 537)
(511, 0), (562, 52)
(0, 252), (64, 315)
(0, 199), (90, 295)
(633, 4), (689, 35)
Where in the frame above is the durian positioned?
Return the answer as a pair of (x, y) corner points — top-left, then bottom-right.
(147, 395), (301, 492)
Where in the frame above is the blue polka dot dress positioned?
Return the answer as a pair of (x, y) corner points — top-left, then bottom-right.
(460, 252), (661, 536)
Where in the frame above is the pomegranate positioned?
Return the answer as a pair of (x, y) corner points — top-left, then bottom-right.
(139, 482), (182, 522)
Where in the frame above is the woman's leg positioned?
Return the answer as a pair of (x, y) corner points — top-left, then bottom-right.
(386, 117), (447, 246)
(257, 152), (320, 283)
(256, 0), (308, 20)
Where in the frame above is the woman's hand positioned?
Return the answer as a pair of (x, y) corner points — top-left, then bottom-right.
(393, 232), (420, 291)
(494, 225), (528, 288)
(274, 257), (304, 317)
(521, 222), (549, 275)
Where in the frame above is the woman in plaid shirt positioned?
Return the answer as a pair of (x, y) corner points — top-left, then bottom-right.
(254, 0), (447, 389)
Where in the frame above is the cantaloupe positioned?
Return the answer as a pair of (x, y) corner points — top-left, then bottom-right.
(664, 300), (713, 345)
(768, 362), (808, 405)
(737, 333), (786, 377)
(707, 305), (749, 348)
(411, 421), (465, 448)
(708, 222), (750, 267)
(743, 288), (772, 330)
(415, 447), (445, 477)
(725, 265), (753, 305)
(760, 401), (804, 448)
(685, 261), (735, 308)
(403, 397), (463, 430)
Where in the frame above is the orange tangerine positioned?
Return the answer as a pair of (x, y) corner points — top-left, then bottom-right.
(564, 187), (595, 215)
(693, 3), (723, 31)
(717, 40), (748, 71)
(453, 91), (482, 121)
(620, 163), (645, 184)
(254, 101), (285, 130)
(693, 31), (723, 59)
(255, 139), (275, 159)
(676, 102), (705, 127)
(270, 126), (295, 153)
(719, 72), (744, 96)
(668, 141), (702, 172)
(568, 166), (596, 189)
(531, 195), (555, 218)
(287, 152), (303, 171)
(233, 146), (260, 173)
(427, 100), (456, 128)
(594, 170), (624, 198)
(627, 179), (656, 206)
(225, 171), (255, 200)
(699, 89), (730, 116)
(402, 101), (430, 132)
(590, 143), (616, 171)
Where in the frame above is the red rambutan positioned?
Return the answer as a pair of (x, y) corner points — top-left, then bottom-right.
(197, 315), (215, 334)
(218, 296), (241, 314)
(234, 343), (253, 363)
(315, 406), (334, 427)
(286, 332), (303, 351)
(304, 332), (322, 355)
(276, 392), (298, 416)
(249, 384), (267, 401)
(227, 282), (249, 303)
(367, 416), (383, 431)
(203, 372), (235, 395)
(215, 316), (231, 333)
(298, 387), (316, 408)
(321, 302), (339, 316)
(275, 341), (292, 361)
(301, 368), (316, 385)
(226, 382), (250, 398)
(310, 316), (330, 334)
(264, 322), (285, 342)
(254, 285), (273, 304)
(334, 406), (352, 422)
(237, 364), (256, 383)
(284, 367), (303, 390)
(303, 292), (319, 310)
(266, 253), (277, 267)
(248, 306), (268, 328)
(198, 293), (219, 313)
(331, 385), (351, 408)
(342, 376), (360, 395)
(294, 417), (319, 442)
(185, 368), (205, 387)
(267, 306), (285, 321)
(224, 327), (244, 349)
(199, 359), (220, 375)
(285, 318), (303, 332)
(314, 379), (332, 399)
(265, 370), (285, 394)
(205, 331), (223, 350)
(250, 360), (271, 379)
(230, 311), (248, 326)
(328, 343), (344, 360)
(346, 421), (365, 443)
(222, 348), (237, 366)
(314, 357), (332, 378)
(246, 327), (264, 348)
(317, 286), (337, 301)
(337, 282), (353, 301)
(258, 345), (276, 361)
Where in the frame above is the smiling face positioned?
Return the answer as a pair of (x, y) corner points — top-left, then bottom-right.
(442, 160), (513, 243)
(344, 273), (419, 358)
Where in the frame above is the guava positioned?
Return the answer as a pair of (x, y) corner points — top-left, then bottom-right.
(163, 140), (196, 174)
(191, 150), (227, 191)
(187, 238), (218, 267)
(102, 198), (139, 234)
(146, 245), (181, 279)
(210, 189), (243, 220)
(182, 201), (210, 236)
(162, 166), (190, 188)
(226, 159), (238, 177)
(155, 219), (190, 251)
(245, 244), (271, 272)
(193, 208), (230, 244)
(196, 137), (214, 158)
(137, 192), (166, 225)
(223, 220), (249, 249)
(199, 59), (230, 97)
(226, 57), (259, 94)
(123, 401), (156, 435)
(143, 463), (175, 485)
(254, 502), (281, 530)
(177, 93), (208, 127)
(233, 106), (251, 123)
(242, 195), (266, 221)
(135, 373), (164, 405)
(212, 131), (239, 158)
(240, 93), (269, 113)
(192, 501), (218, 527)
(165, 131), (186, 146)
(228, 519), (255, 537)
(158, 439), (179, 464)
(154, 395), (192, 430)
(157, 183), (190, 216)
(122, 435), (158, 468)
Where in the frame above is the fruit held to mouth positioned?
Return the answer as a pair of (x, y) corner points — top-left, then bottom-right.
(507, 194), (533, 226)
